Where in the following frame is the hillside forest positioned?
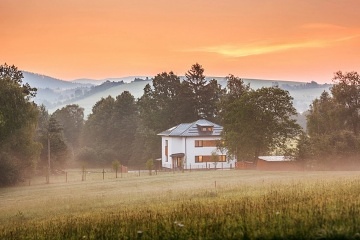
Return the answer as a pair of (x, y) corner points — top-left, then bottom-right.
(1, 63), (360, 186)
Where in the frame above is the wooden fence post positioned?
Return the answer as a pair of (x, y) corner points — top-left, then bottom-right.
(82, 166), (86, 181)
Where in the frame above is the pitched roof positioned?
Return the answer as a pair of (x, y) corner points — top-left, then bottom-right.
(158, 119), (223, 137)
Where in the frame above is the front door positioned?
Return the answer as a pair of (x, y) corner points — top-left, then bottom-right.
(173, 157), (183, 169)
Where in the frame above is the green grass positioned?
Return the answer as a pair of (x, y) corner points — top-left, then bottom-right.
(1, 170), (360, 239)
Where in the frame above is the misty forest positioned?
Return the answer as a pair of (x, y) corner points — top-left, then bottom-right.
(1, 63), (360, 239)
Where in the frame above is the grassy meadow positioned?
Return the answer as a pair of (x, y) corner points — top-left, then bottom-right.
(1, 170), (360, 239)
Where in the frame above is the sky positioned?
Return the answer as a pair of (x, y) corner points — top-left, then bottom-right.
(1, 0), (360, 83)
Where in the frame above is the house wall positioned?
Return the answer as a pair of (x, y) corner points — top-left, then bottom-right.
(161, 137), (174, 169)
(161, 136), (235, 169)
(170, 137), (184, 153)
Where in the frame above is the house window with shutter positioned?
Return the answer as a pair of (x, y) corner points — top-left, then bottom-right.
(195, 140), (203, 147)
(195, 155), (226, 162)
(165, 140), (168, 162)
(195, 140), (217, 147)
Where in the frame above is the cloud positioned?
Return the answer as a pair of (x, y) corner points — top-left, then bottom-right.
(188, 35), (358, 58)
(192, 41), (323, 58)
(300, 23), (348, 30)
(184, 33), (359, 58)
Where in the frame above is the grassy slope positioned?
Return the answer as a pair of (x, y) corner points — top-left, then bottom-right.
(50, 80), (150, 117)
(1, 170), (360, 239)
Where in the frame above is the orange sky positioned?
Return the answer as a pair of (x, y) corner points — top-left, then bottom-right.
(1, 0), (359, 83)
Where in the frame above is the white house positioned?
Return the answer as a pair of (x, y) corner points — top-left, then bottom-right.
(158, 119), (236, 170)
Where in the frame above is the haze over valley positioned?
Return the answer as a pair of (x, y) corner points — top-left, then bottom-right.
(23, 70), (331, 118)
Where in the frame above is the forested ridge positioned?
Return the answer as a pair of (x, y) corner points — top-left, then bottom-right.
(1, 63), (359, 186)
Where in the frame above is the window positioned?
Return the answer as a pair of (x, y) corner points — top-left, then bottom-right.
(195, 155), (211, 162)
(203, 140), (217, 147)
(195, 156), (201, 162)
(195, 155), (226, 162)
(218, 155), (226, 162)
(195, 140), (203, 147)
(195, 140), (217, 147)
(201, 127), (213, 132)
(165, 140), (168, 162)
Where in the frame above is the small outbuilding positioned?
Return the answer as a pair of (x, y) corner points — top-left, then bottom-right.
(256, 156), (302, 171)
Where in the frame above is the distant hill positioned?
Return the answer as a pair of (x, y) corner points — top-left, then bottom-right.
(71, 76), (151, 85)
(50, 80), (151, 117)
(20, 70), (332, 119)
(51, 77), (331, 118)
(22, 71), (91, 89)
(70, 78), (105, 85)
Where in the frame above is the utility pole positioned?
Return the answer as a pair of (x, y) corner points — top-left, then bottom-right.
(47, 132), (51, 184)
(45, 116), (62, 184)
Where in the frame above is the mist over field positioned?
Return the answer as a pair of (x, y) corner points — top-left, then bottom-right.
(2, 171), (360, 239)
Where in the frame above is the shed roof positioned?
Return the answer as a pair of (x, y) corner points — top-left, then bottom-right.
(158, 119), (222, 137)
(170, 153), (185, 158)
(258, 156), (293, 162)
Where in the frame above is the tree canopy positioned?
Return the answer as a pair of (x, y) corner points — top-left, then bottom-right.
(298, 71), (360, 169)
(221, 86), (301, 162)
(81, 91), (138, 166)
(52, 104), (84, 150)
(183, 63), (225, 121)
(0, 64), (40, 186)
(331, 71), (360, 135)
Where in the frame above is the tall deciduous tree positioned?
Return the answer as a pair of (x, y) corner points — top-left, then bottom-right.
(138, 72), (188, 131)
(219, 75), (250, 125)
(37, 106), (68, 171)
(112, 91), (138, 165)
(135, 72), (192, 164)
(52, 104), (84, 150)
(81, 92), (139, 166)
(0, 64), (40, 186)
(224, 74), (250, 101)
(298, 71), (360, 169)
(47, 116), (68, 169)
(331, 71), (360, 135)
(222, 87), (301, 162)
(82, 96), (115, 151)
(307, 91), (344, 137)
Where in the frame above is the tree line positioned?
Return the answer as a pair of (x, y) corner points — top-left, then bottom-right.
(1, 63), (359, 186)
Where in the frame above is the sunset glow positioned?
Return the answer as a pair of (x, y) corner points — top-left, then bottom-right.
(1, 0), (359, 83)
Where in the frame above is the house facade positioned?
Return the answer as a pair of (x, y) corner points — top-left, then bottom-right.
(158, 119), (236, 170)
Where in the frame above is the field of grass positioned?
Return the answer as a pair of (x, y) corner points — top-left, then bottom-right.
(1, 170), (360, 239)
